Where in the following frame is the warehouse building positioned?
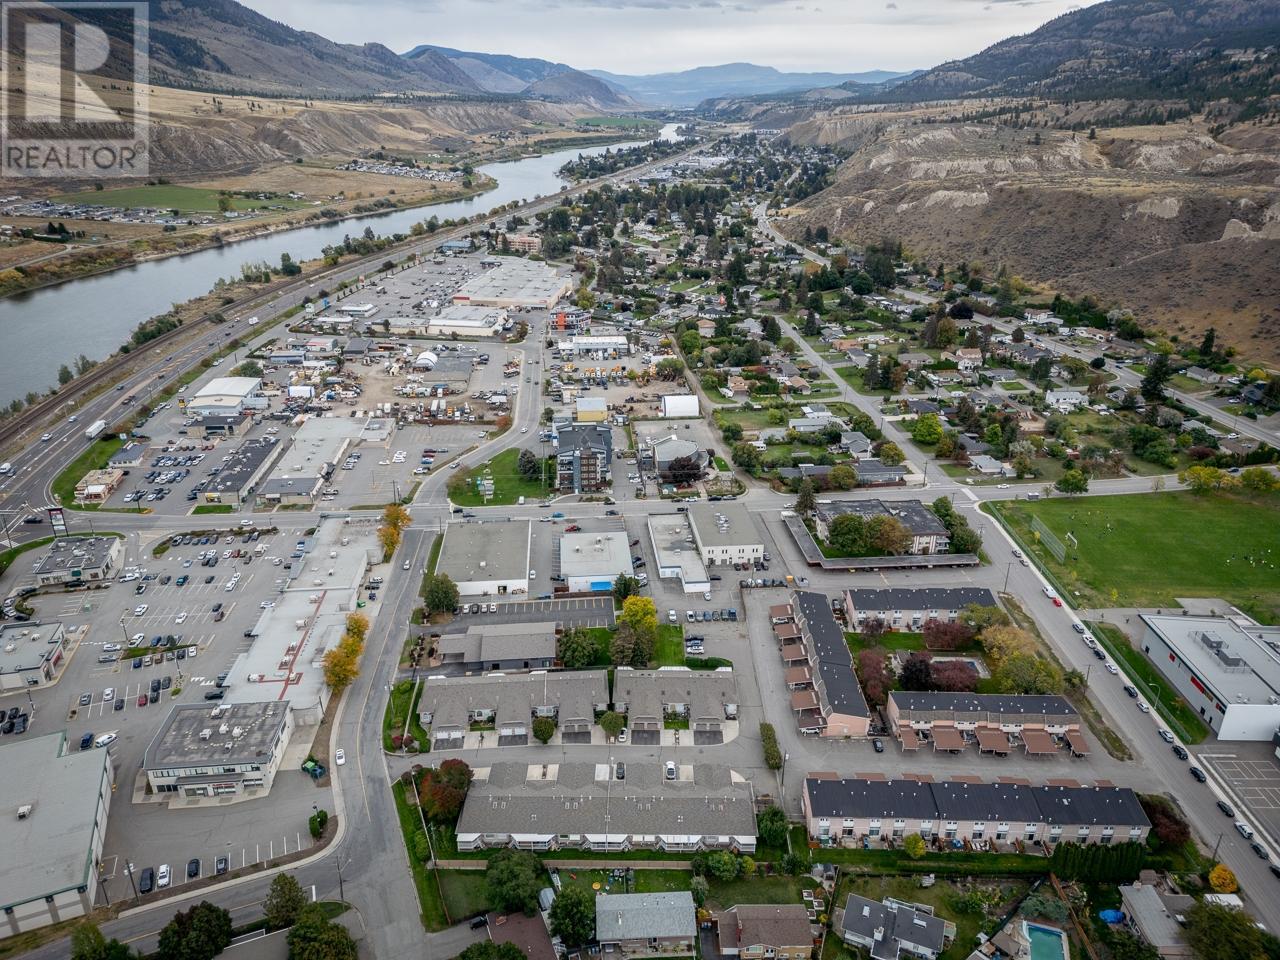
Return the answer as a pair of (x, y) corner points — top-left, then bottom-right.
(453, 258), (572, 309)
(186, 376), (264, 417)
(425, 304), (508, 338)
(688, 502), (763, 567)
(803, 775), (1150, 848)
(1136, 614), (1280, 740)
(557, 335), (632, 358)
(256, 417), (359, 507)
(560, 532), (632, 592)
(33, 535), (123, 587)
(436, 520), (531, 597)
(0, 733), (112, 934)
(434, 622), (558, 673)
(454, 761), (757, 853)
(201, 436), (282, 506)
(142, 701), (293, 800)
(661, 394), (700, 418)
(648, 514), (710, 595)
(843, 587), (999, 632)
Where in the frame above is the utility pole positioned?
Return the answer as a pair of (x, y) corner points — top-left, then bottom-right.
(124, 861), (139, 903)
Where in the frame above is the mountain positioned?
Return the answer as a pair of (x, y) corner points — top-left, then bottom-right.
(523, 71), (637, 111)
(402, 45), (576, 93)
(585, 63), (918, 107)
(140, 0), (480, 95)
(885, 0), (1280, 102)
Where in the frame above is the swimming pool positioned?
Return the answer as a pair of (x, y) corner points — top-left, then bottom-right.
(1026, 922), (1069, 960)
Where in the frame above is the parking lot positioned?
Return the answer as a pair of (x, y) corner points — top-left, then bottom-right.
(1202, 748), (1280, 844)
(10, 523), (334, 906)
(461, 595), (616, 630)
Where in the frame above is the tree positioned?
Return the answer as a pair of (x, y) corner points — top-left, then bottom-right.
(1179, 465), (1236, 493)
(923, 619), (976, 651)
(877, 442), (905, 466)
(1108, 931), (1159, 960)
(599, 710), (626, 740)
(689, 876), (709, 907)
(902, 833), (926, 859)
(1141, 354), (1172, 401)
(757, 805), (788, 848)
(383, 501), (410, 532)
(617, 596), (658, 648)
(1208, 863), (1238, 893)
(705, 850), (741, 880)
(827, 514), (869, 556)
(867, 515), (913, 555)
(517, 448), (541, 481)
(732, 441), (761, 473)
(829, 464), (857, 490)
(549, 884), (596, 947)
(931, 659), (979, 692)
(865, 249), (896, 288)
(993, 651), (1064, 695)
(532, 716), (556, 744)
(322, 645), (359, 692)
(667, 454), (703, 485)
(899, 652), (933, 691)
(856, 649), (894, 707)
(486, 849), (543, 915)
(1239, 466), (1280, 492)
(794, 478), (817, 516)
(58, 363), (74, 385)
(264, 872), (307, 930)
(1055, 469), (1089, 495)
(423, 573), (460, 615)
(1141, 795), (1191, 848)
(981, 626), (1035, 667)
(1184, 901), (1264, 960)
(612, 574), (640, 604)
(911, 413), (944, 445)
(287, 902), (358, 960)
(557, 627), (597, 669)
(71, 923), (132, 960)
(156, 901), (232, 960)
(418, 759), (472, 823)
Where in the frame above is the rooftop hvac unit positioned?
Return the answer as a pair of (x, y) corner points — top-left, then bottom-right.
(218, 723), (230, 735)
(16, 804), (33, 820)
(232, 726), (244, 738)
(199, 728), (212, 741)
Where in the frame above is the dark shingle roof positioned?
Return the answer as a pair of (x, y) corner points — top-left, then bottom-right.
(794, 591), (869, 719)
(889, 691), (1077, 718)
(844, 587), (997, 612)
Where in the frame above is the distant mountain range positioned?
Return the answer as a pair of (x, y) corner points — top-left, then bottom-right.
(585, 63), (919, 107)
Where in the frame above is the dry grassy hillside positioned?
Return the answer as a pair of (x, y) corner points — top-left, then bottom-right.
(784, 116), (1280, 360)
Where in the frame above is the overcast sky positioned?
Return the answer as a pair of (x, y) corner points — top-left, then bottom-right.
(242, 0), (1101, 75)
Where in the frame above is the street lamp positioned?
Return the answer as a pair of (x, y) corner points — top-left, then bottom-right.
(124, 861), (139, 903)
(1003, 561), (1014, 593)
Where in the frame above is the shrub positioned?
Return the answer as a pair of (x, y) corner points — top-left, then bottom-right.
(760, 722), (782, 769)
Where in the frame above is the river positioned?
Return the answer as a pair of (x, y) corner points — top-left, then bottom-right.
(0, 123), (683, 405)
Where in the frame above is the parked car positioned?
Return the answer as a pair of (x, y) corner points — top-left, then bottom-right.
(139, 868), (155, 894)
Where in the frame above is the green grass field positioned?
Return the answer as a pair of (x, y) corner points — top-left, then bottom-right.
(449, 448), (551, 506)
(654, 625), (686, 666)
(991, 491), (1280, 623)
(53, 185), (305, 213)
(52, 436), (123, 509)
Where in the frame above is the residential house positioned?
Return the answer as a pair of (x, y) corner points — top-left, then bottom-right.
(555, 424), (613, 492)
(843, 587), (998, 631)
(612, 667), (738, 745)
(715, 904), (815, 960)
(852, 460), (907, 487)
(897, 353), (932, 371)
(837, 432), (874, 459)
(943, 348), (983, 373)
(1044, 389), (1087, 411)
(596, 892), (697, 958)
(837, 895), (952, 960)
(697, 319), (717, 338)
(792, 591), (870, 738)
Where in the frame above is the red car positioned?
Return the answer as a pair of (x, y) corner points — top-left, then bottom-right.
(1052, 597), (1063, 607)
(565, 524), (581, 532)
(137, 694), (148, 707)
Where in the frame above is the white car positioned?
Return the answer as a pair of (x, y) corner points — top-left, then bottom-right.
(520, 427), (528, 433)
(668, 609), (677, 623)
(335, 748), (346, 765)
(529, 569), (536, 579)
(94, 732), (118, 748)
(1105, 662), (1118, 674)
(40, 433), (52, 442)
(102, 643), (121, 653)
(703, 591), (712, 601)
(130, 633), (146, 646)
(403, 560), (411, 570)
(996, 483), (1010, 489)
(617, 728), (628, 743)
(174, 612), (187, 624)
(1137, 701), (1151, 714)
(157, 864), (171, 888)
(102, 687), (115, 702)
(133, 604), (148, 616)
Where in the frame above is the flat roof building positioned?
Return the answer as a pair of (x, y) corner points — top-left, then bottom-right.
(187, 376), (263, 417)
(33, 535), (123, 587)
(558, 335), (631, 357)
(453, 258), (572, 309)
(0, 621), (68, 692)
(688, 503), (763, 567)
(560, 532), (632, 593)
(202, 436), (282, 506)
(455, 762), (757, 853)
(257, 417), (360, 507)
(815, 500), (950, 556)
(0, 733), (112, 934)
(143, 701), (293, 800)
(661, 394), (700, 418)
(1137, 614), (1280, 740)
(425, 304), (508, 338)
(647, 514), (709, 594)
(436, 520), (531, 597)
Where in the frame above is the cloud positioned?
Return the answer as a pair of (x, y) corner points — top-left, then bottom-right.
(885, 1), (897, 7)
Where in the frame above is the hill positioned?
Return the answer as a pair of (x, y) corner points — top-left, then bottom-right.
(524, 71), (637, 111)
(134, 0), (480, 96)
(883, 0), (1280, 102)
(586, 63), (916, 107)
(781, 113), (1280, 361)
(403, 45), (576, 93)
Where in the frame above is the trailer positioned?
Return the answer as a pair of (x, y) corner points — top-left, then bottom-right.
(84, 419), (107, 440)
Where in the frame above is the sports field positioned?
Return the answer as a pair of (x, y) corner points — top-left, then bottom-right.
(992, 491), (1280, 623)
(53, 185), (304, 213)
